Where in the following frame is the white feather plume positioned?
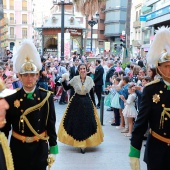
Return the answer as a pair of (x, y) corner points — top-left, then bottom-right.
(147, 26), (170, 66)
(13, 39), (42, 73)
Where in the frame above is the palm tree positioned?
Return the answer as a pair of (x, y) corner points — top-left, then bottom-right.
(73, 0), (105, 55)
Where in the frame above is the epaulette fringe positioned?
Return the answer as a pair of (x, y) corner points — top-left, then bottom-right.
(39, 87), (53, 94)
(145, 79), (160, 87)
(16, 88), (21, 91)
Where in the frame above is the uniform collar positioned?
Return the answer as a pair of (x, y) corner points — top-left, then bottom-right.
(163, 80), (170, 86)
(23, 86), (36, 94)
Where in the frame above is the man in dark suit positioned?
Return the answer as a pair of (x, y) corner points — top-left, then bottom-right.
(69, 59), (79, 98)
(2, 40), (58, 170)
(129, 27), (170, 170)
(105, 60), (115, 87)
(94, 59), (104, 109)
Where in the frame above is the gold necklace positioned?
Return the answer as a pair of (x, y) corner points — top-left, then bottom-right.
(80, 77), (86, 85)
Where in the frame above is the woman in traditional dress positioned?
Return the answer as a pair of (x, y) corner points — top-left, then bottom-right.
(58, 64), (104, 154)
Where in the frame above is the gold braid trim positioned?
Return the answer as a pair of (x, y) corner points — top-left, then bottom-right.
(20, 91), (51, 140)
(160, 107), (170, 129)
(145, 79), (160, 87)
(0, 132), (14, 170)
(45, 99), (49, 126)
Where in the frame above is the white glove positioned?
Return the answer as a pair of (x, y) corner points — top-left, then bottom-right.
(130, 157), (140, 170)
(47, 154), (56, 168)
(62, 73), (69, 81)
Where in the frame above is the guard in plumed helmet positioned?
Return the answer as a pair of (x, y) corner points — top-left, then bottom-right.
(1, 40), (58, 170)
(0, 79), (15, 170)
(129, 26), (170, 170)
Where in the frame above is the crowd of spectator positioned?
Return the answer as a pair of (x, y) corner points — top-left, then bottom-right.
(0, 51), (158, 140)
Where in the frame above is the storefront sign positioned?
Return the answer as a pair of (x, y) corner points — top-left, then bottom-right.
(46, 49), (57, 52)
(140, 16), (146, 22)
(67, 29), (82, 36)
(140, 5), (170, 22)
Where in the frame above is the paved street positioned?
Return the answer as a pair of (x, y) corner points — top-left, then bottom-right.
(51, 100), (147, 170)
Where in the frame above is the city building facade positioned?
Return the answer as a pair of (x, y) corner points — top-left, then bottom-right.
(1, 0), (33, 50)
(131, 0), (170, 58)
(104, 0), (127, 55)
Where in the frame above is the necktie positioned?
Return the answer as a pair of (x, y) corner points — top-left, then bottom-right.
(167, 86), (170, 90)
(27, 92), (34, 99)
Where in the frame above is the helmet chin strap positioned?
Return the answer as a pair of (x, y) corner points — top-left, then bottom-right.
(157, 67), (170, 83)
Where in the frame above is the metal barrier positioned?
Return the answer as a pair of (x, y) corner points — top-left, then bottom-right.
(100, 95), (105, 125)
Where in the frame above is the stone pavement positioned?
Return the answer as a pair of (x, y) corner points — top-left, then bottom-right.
(51, 100), (147, 170)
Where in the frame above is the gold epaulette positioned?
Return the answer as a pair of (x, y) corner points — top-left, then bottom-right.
(39, 87), (48, 92)
(16, 88), (21, 92)
(39, 87), (53, 94)
(145, 79), (160, 87)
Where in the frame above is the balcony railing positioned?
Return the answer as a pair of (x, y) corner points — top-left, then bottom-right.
(9, 20), (16, 25)
(22, 7), (27, 11)
(10, 6), (14, 10)
(22, 21), (27, 24)
(133, 21), (141, 28)
(8, 34), (16, 39)
(22, 36), (27, 39)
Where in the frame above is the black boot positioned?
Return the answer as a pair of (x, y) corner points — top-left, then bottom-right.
(80, 148), (85, 154)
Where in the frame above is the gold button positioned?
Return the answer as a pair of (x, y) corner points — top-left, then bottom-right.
(162, 104), (165, 107)
(38, 98), (40, 100)
(20, 98), (23, 101)
(22, 130), (24, 133)
(164, 85), (167, 88)
(168, 143), (170, 146)
(160, 90), (163, 94)
(38, 119), (40, 122)
(21, 109), (24, 113)
(165, 117), (168, 121)
(164, 133), (167, 135)
(37, 130), (40, 132)
(24, 94), (26, 97)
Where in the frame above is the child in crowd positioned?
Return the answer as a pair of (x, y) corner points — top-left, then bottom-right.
(110, 77), (122, 126)
(134, 76), (151, 111)
(116, 76), (130, 130)
(120, 84), (138, 137)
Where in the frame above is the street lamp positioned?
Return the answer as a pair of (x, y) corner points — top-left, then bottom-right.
(88, 13), (99, 52)
(53, 0), (73, 61)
